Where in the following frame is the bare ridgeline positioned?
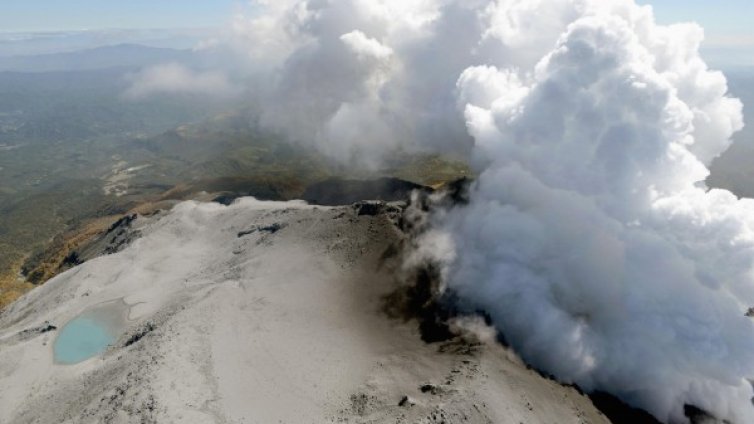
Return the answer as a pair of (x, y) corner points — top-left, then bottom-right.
(0, 179), (725, 424)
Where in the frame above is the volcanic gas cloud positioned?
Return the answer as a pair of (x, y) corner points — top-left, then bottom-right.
(215, 1), (753, 422)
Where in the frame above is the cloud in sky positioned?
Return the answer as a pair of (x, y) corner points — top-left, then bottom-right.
(123, 63), (236, 100)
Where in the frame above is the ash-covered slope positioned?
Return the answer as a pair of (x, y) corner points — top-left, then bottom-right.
(0, 198), (608, 424)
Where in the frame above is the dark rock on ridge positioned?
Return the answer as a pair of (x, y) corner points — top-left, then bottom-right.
(302, 177), (430, 206)
(17, 321), (57, 341)
(237, 223), (286, 238)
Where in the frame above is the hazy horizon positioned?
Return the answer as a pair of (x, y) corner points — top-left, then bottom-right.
(0, 2), (751, 69)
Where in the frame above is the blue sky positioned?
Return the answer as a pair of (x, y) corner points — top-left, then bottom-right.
(640, 0), (754, 67)
(641, 0), (753, 35)
(0, 1), (750, 35)
(640, 0), (754, 52)
(0, 0), (238, 32)
(0, 0), (751, 66)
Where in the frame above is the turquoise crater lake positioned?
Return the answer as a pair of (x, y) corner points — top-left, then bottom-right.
(53, 301), (128, 365)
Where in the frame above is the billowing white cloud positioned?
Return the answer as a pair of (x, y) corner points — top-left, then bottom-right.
(196, 1), (753, 422)
(340, 30), (393, 60)
(220, 0), (493, 165)
(123, 63), (235, 100)
(420, 3), (751, 423)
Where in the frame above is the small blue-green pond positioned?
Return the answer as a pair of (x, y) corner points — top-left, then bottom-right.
(53, 302), (127, 365)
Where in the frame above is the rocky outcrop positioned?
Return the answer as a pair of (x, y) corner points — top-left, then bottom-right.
(302, 177), (430, 206)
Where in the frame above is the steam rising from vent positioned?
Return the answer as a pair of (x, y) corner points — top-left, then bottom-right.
(227, 0), (752, 422)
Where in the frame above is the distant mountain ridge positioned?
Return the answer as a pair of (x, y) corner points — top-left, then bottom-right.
(0, 44), (194, 72)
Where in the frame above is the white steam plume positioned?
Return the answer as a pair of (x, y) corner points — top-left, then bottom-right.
(226, 0), (488, 164)
(220, 0), (752, 422)
(426, 4), (753, 423)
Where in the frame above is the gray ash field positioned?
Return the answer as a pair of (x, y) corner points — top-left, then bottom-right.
(0, 198), (608, 424)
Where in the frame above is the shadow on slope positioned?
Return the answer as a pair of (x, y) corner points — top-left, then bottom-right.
(301, 177), (431, 206)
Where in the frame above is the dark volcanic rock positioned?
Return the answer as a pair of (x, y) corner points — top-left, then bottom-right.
(444, 177), (473, 206)
(17, 321), (57, 341)
(354, 201), (384, 216)
(69, 213), (143, 267)
(123, 322), (155, 347)
(588, 392), (662, 424)
(684, 405), (726, 424)
(302, 177), (430, 206)
(212, 195), (237, 206)
(106, 214), (137, 235)
(398, 396), (415, 407)
(237, 223), (287, 238)
(60, 251), (82, 269)
(420, 384), (439, 394)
